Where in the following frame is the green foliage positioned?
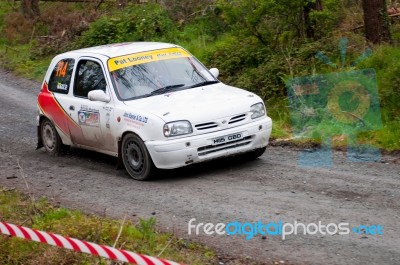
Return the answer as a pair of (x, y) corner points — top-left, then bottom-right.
(217, 0), (304, 46)
(75, 3), (175, 47)
(307, 0), (341, 38)
(0, 2), (11, 36)
(216, 0), (342, 44)
(358, 46), (400, 121)
(171, 8), (226, 60)
(199, 33), (289, 100)
(354, 46), (400, 150)
(0, 43), (52, 81)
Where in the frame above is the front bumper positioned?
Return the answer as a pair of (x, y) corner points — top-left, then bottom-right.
(145, 116), (272, 169)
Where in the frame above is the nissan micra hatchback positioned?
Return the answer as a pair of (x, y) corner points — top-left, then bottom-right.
(37, 42), (272, 180)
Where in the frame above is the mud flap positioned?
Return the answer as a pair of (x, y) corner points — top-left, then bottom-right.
(116, 138), (124, 169)
(36, 125), (43, 150)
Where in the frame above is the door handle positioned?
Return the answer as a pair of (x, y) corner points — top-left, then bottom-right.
(69, 105), (75, 111)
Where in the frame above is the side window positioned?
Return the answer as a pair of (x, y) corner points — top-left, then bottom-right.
(48, 59), (75, 94)
(74, 60), (107, 98)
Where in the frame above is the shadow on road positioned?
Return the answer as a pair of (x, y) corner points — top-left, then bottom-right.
(52, 146), (265, 182)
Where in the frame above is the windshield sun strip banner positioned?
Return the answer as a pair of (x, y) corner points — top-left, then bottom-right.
(108, 47), (191, 72)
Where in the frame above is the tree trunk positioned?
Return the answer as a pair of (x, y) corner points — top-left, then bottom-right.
(21, 0), (31, 18)
(32, 0), (40, 17)
(21, 0), (40, 19)
(362, 0), (391, 44)
(304, 0), (323, 39)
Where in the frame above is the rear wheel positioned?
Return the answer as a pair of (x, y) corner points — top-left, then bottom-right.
(41, 119), (62, 155)
(122, 133), (155, 180)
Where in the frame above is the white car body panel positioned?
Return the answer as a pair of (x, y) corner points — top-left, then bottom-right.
(37, 42), (272, 171)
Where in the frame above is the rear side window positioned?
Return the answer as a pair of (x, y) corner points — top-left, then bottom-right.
(48, 59), (75, 94)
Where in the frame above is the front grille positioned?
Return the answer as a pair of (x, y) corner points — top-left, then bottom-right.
(195, 122), (219, 130)
(198, 136), (253, 156)
(229, 114), (246, 124)
(195, 113), (248, 132)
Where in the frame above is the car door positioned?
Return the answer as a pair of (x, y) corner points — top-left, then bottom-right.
(65, 58), (114, 151)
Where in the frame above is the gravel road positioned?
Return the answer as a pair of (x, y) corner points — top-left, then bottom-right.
(0, 69), (399, 265)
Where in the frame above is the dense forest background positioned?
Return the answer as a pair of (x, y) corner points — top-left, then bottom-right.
(0, 0), (399, 150)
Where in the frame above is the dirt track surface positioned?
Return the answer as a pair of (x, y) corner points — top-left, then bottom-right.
(1, 69), (400, 265)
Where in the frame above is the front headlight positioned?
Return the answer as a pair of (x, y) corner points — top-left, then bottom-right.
(163, 120), (193, 137)
(250, 102), (266, 119)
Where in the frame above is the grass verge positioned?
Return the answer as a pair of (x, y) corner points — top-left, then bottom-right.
(0, 188), (216, 265)
(0, 43), (51, 82)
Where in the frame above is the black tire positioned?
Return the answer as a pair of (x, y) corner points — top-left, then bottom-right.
(121, 133), (155, 180)
(244, 147), (266, 160)
(41, 119), (62, 155)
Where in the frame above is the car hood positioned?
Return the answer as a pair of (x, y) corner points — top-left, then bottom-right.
(122, 83), (262, 123)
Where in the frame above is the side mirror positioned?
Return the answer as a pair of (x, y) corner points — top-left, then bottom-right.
(88, 90), (110, 103)
(209, 68), (219, 79)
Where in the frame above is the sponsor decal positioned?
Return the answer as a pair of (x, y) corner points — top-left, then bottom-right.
(56, 82), (68, 91)
(108, 47), (191, 71)
(123, 112), (148, 129)
(55, 61), (69, 78)
(78, 105), (100, 127)
(106, 112), (110, 128)
(103, 106), (113, 129)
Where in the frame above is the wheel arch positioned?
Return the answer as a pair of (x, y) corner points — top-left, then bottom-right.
(38, 115), (72, 147)
(117, 130), (156, 169)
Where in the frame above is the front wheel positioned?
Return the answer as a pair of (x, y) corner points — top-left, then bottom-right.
(121, 133), (155, 180)
(41, 119), (62, 155)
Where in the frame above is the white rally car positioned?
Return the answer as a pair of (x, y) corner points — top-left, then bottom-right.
(37, 42), (272, 180)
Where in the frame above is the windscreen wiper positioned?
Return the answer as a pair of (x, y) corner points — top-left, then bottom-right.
(150, 84), (186, 95)
(190, 80), (219, 88)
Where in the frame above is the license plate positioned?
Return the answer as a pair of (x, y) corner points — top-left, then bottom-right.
(212, 132), (243, 145)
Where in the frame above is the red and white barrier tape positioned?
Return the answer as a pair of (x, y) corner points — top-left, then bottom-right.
(0, 221), (183, 265)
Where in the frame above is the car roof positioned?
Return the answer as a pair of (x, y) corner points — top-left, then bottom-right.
(60, 42), (179, 58)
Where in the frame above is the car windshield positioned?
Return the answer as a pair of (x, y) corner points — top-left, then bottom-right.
(108, 48), (218, 100)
